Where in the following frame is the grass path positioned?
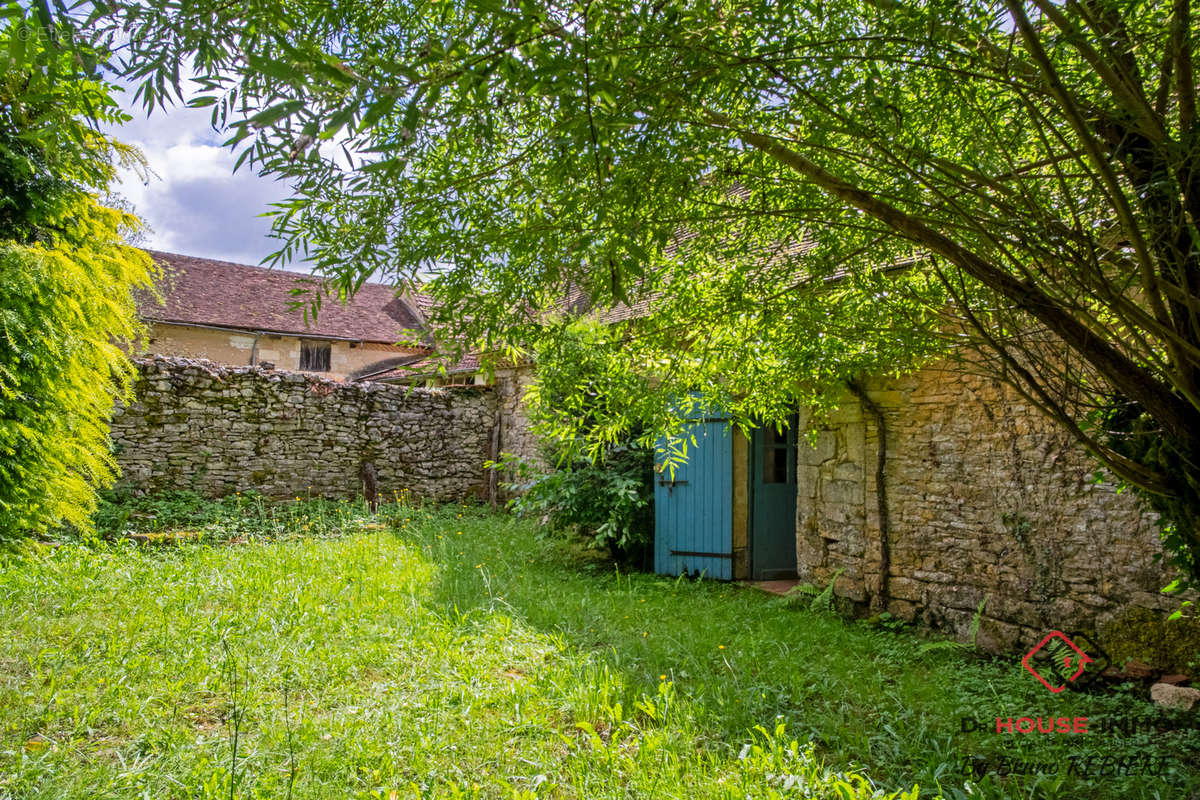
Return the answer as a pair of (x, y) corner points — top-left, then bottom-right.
(0, 500), (1196, 799)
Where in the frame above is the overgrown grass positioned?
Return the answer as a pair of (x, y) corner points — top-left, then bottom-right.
(1, 496), (1196, 799)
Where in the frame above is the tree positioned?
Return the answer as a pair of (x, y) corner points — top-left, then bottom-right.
(0, 7), (154, 536)
(103, 0), (1200, 582)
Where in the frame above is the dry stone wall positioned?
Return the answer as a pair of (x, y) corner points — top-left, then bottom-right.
(795, 364), (1185, 659)
(111, 357), (496, 501)
(492, 364), (544, 469)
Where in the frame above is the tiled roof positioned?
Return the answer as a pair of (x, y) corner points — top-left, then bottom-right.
(361, 351), (482, 383)
(400, 284), (438, 322)
(142, 251), (426, 344)
(561, 234), (815, 325)
(141, 230), (813, 376)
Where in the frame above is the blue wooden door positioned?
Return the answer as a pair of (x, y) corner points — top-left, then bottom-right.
(654, 419), (733, 580)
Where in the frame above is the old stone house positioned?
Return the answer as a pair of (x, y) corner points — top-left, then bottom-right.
(138, 251), (479, 383)
(119, 253), (1195, 666)
(472, 289), (1195, 668)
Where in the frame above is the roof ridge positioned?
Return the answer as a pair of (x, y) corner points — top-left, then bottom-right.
(143, 249), (402, 291)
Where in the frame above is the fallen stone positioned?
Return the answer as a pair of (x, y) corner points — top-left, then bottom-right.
(1150, 682), (1200, 712)
(1107, 659), (1156, 680)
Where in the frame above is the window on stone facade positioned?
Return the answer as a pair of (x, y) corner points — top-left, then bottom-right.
(299, 340), (332, 372)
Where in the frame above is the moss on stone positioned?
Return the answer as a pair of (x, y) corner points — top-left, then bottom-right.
(1098, 606), (1200, 673)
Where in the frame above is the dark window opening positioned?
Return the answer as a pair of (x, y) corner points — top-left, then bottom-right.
(762, 415), (798, 484)
(763, 447), (788, 483)
(300, 341), (332, 372)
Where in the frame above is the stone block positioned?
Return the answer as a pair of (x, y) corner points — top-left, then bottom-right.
(833, 462), (861, 482)
(1150, 683), (1200, 711)
(801, 431), (837, 465)
(824, 479), (861, 506)
(887, 577), (925, 603)
(886, 598), (918, 621)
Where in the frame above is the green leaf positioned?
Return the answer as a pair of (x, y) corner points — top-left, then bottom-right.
(31, 0), (52, 36)
(8, 21), (28, 65)
(357, 93), (398, 132)
(401, 98), (420, 132)
(248, 100), (305, 129)
(232, 147), (254, 174)
(246, 53), (303, 85)
(320, 104), (357, 139)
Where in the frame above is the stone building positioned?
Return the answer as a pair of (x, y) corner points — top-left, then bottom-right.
(647, 357), (1196, 668)
(138, 251), (479, 383)
(119, 255), (1194, 665)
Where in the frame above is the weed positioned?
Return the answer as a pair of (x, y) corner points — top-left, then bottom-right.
(776, 568), (845, 613)
(917, 596), (989, 658)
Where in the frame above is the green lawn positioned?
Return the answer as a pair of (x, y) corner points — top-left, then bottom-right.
(0, 497), (1196, 799)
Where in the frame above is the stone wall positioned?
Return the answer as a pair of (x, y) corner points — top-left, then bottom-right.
(111, 356), (496, 501)
(492, 364), (543, 469)
(795, 364), (1181, 656)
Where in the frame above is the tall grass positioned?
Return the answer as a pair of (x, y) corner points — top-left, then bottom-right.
(0, 496), (1195, 799)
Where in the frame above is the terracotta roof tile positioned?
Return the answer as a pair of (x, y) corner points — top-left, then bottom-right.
(142, 251), (425, 344)
(561, 234), (815, 325)
(363, 351), (482, 383)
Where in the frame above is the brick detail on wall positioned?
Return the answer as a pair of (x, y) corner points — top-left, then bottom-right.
(795, 365), (1176, 652)
(111, 357), (497, 501)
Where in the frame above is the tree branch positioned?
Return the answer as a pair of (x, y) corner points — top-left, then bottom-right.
(704, 109), (1200, 442)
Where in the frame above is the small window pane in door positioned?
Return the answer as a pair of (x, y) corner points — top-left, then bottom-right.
(763, 446), (789, 483)
(762, 416), (798, 484)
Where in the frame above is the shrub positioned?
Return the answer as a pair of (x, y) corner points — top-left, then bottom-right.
(503, 444), (654, 566)
(496, 320), (656, 566)
(0, 14), (155, 537)
(0, 220), (153, 536)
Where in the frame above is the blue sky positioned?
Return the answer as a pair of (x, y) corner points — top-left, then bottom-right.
(108, 91), (297, 269)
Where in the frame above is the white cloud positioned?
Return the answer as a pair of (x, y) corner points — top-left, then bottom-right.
(105, 89), (300, 270)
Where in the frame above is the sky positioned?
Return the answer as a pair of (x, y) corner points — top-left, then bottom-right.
(107, 91), (300, 270)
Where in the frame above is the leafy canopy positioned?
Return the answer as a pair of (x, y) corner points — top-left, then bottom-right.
(99, 0), (1200, 579)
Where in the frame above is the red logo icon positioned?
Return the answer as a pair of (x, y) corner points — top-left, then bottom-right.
(1022, 631), (1094, 693)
